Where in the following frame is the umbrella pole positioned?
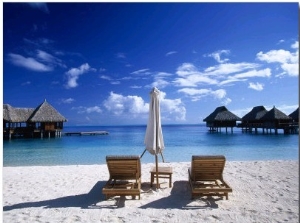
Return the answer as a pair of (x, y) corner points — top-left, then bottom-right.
(155, 154), (159, 189)
(161, 152), (165, 163)
(140, 149), (147, 158)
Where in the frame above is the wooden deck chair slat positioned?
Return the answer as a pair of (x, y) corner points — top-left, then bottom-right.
(188, 155), (232, 200)
(102, 155), (141, 200)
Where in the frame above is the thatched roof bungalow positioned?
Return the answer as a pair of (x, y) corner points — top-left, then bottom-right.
(260, 106), (291, 134)
(29, 100), (67, 123)
(289, 107), (299, 123)
(203, 106), (241, 132)
(240, 106), (268, 132)
(3, 100), (67, 139)
(3, 104), (35, 123)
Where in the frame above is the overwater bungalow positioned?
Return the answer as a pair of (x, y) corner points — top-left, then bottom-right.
(289, 107), (299, 122)
(3, 99), (67, 139)
(288, 107), (299, 134)
(260, 106), (291, 134)
(203, 106), (241, 133)
(239, 106), (268, 133)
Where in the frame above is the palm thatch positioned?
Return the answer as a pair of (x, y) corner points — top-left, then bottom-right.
(3, 100), (67, 123)
(260, 106), (291, 121)
(29, 100), (67, 122)
(289, 108), (299, 121)
(203, 106), (241, 122)
(242, 106), (268, 121)
(3, 104), (35, 122)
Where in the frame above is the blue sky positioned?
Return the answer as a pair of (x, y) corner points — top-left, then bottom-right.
(3, 2), (299, 126)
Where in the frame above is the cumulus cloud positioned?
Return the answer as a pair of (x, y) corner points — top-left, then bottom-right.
(103, 91), (186, 121)
(65, 63), (96, 88)
(8, 53), (53, 72)
(103, 92), (148, 116)
(248, 82), (264, 91)
(256, 41), (298, 76)
(159, 91), (186, 121)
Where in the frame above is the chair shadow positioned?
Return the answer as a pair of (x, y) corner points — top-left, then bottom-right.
(139, 181), (222, 210)
(3, 181), (107, 211)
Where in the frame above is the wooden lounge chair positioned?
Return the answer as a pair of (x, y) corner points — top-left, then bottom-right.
(102, 155), (141, 200)
(188, 155), (232, 200)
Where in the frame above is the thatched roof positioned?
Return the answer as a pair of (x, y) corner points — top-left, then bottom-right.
(3, 104), (35, 122)
(289, 107), (299, 121)
(29, 100), (67, 122)
(203, 106), (241, 122)
(3, 100), (67, 123)
(260, 106), (291, 121)
(242, 106), (268, 121)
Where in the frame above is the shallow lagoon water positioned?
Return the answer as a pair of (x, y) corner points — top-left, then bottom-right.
(3, 125), (298, 166)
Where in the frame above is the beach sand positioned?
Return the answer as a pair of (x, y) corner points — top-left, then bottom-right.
(3, 160), (299, 223)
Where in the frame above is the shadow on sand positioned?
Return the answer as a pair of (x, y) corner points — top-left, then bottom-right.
(4, 181), (223, 211)
(3, 181), (107, 211)
(139, 180), (222, 209)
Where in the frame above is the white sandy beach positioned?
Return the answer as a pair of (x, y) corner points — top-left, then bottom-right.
(3, 160), (299, 223)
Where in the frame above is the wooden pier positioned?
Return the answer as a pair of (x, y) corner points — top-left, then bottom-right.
(63, 131), (109, 136)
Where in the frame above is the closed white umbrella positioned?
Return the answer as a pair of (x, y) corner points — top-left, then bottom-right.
(144, 87), (165, 189)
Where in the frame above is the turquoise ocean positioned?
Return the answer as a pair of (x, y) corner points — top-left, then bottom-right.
(3, 125), (299, 167)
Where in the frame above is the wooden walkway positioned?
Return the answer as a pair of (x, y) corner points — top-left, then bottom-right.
(63, 131), (109, 136)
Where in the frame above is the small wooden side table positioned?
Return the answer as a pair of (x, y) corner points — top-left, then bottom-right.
(150, 166), (173, 188)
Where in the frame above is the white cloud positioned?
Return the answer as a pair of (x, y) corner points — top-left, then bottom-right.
(103, 92), (149, 116)
(130, 85), (142, 89)
(212, 89), (227, 99)
(65, 63), (96, 88)
(176, 63), (198, 77)
(131, 68), (151, 75)
(100, 75), (112, 81)
(27, 3), (49, 13)
(178, 87), (229, 103)
(72, 106), (102, 114)
(36, 50), (66, 68)
(206, 50), (230, 63)
(147, 72), (173, 89)
(8, 53), (53, 72)
(159, 91), (186, 121)
(165, 51), (177, 56)
(256, 49), (295, 64)
(103, 91), (186, 121)
(291, 41), (298, 49)
(248, 82), (264, 91)
(61, 98), (75, 104)
(256, 42), (298, 77)
(174, 63), (218, 87)
(204, 62), (260, 76)
(233, 68), (271, 79)
(280, 63), (298, 76)
(218, 77), (247, 86)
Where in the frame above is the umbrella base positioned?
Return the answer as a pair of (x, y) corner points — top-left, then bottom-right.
(150, 166), (173, 188)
